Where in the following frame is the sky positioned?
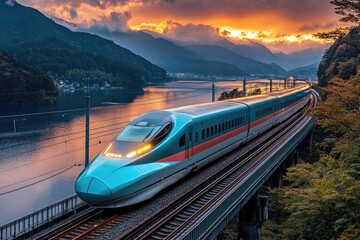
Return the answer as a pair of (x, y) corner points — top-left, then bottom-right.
(17, 0), (346, 53)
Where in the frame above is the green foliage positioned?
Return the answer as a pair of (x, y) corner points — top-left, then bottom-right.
(11, 38), (144, 88)
(0, 52), (58, 105)
(317, 26), (360, 86)
(265, 159), (360, 240)
(265, 73), (360, 240)
(264, 3), (360, 238)
(218, 87), (262, 101)
(218, 88), (244, 100)
(330, 0), (360, 24)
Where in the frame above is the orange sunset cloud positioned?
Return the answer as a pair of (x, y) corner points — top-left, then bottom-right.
(18, 0), (346, 53)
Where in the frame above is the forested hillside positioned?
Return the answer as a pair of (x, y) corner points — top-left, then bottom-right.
(262, 1), (360, 238)
(317, 26), (360, 86)
(0, 1), (166, 90)
(0, 52), (58, 105)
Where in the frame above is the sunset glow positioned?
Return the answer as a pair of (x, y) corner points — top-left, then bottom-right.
(18, 0), (345, 53)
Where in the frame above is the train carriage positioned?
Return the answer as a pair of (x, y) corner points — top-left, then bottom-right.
(75, 85), (311, 207)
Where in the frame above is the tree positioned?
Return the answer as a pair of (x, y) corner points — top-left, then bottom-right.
(331, 0), (360, 24)
(315, 1), (360, 53)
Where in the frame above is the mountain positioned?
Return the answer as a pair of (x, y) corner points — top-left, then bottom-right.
(185, 44), (286, 75)
(88, 28), (245, 76)
(0, 52), (58, 105)
(213, 39), (323, 71)
(288, 63), (319, 80)
(0, 1), (166, 87)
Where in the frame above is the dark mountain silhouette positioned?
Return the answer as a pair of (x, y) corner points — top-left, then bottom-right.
(0, 51), (58, 104)
(0, 1), (166, 86)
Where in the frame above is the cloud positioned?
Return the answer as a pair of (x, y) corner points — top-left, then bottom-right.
(19, 0), (130, 9)
(17, 0), (341, 53)
(69, 8), (77, 19)
(160, 21), (225, 44)
(91, 11), (132, 32)
(299, 21), (337, 32)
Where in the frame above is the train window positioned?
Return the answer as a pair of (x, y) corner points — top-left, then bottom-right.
(189, 132), (192, 141)
(232, 119), (234, 128)
(211, 126), (214, 136)
(261, 106), (273, 116)
(117, 125), (161, 142)
(206, 128), (210, 138)
(222, 123), (225, 131)
(196, 132), (199, 143)
(215, 125), (218, 135)
(202, 129), (205, 140)
(179, 134), (185, 147)
(151, 122), (173, 145)
(219, 124), (221, 132)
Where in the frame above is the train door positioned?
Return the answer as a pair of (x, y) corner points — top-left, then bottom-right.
(185, 126), (194, 160)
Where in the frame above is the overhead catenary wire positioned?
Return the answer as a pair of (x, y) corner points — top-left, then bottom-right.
(0, 91), (210, 151)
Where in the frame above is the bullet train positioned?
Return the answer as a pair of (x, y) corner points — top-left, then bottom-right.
(75, 85), (311, 207)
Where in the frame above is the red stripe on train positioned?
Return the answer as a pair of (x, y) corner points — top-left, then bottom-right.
(157, 96), (309, 163)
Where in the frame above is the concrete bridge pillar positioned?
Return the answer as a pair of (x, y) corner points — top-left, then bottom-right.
(237, 193), (269, 240)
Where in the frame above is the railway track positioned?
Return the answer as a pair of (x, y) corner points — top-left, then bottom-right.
(35, 92), (317, 240)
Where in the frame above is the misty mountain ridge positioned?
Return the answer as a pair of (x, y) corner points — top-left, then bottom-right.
(184, 44), (286, 75)
(88, 27), (298, 77)
(41, 8), (322, 77)
(93, 26), (320, 77)
(86, 27), (247, 76)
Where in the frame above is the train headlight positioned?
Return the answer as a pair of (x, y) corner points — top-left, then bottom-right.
(102, 143), (123, 158)
(126, 144), (152, 158)
(102, 143), (151, 159)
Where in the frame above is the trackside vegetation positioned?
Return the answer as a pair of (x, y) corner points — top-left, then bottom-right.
(263, 1), (360, 238)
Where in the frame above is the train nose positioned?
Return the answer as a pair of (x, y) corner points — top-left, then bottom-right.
(75, 177), (112, 204)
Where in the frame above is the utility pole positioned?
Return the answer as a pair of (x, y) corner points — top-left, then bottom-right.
(212, 81), (215, 102)
(270, 78), (273, 93)
(284, 78), (287, 89)
(243, 78), (246, 97)
(85, 78), (90, 166)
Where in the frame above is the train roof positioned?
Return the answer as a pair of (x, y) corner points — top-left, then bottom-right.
(167, 101), (243, 117)
(161, 85), (310, 119)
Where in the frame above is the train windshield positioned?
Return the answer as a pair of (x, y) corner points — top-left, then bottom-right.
(116, 125), (161, 142)
(116, 111), (173, 143)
